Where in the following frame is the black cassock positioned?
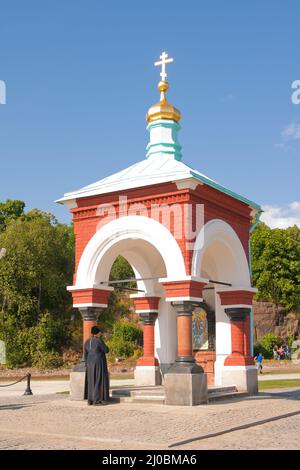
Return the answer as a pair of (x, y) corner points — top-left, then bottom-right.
(84, 336), (110, 403)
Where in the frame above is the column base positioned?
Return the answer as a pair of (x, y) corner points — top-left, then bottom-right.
(167, 358), (204, 374)
(134, 365), (162, 386)
(165, 370), (208, 405)
(70, 362), (86, 401)
(221, 365), (258, 394)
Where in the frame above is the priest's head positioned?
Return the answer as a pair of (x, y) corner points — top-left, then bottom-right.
(91, 326), (101, 336)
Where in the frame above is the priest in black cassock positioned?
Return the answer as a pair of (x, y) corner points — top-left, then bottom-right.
(84, 326), (110, 405)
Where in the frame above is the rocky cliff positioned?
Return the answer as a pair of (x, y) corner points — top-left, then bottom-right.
(253, 301), (300, 341)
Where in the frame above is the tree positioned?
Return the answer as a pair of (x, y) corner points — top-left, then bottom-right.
(0, 210), (74, 320)
(98, 256), (137, 332)
(0, 209), (74, 366)
(110, 255), (135, 286)
(0, 199), (25, 232)
(251, 223), (300, 310)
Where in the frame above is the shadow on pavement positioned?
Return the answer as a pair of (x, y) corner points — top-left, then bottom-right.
(210, 388), (300, 406)
(169, 407), (300, 448)
(0, 403), (34, 410)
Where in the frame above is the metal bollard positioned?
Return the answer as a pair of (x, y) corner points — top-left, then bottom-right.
(23, 372), (33, 396)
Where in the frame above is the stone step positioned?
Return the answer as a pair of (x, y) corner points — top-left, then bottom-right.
(131, 387), (164, 398)
(208, 391), (248, 402)
(111, 386), (163, 398)
(111, 384), (245, 404)
(208, 385), (237, 394)
(120, 395), (165, 405)
(111, 388), (132, 397)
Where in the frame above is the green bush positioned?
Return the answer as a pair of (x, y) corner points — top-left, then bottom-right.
(260, 333), (281, 356)
(32, 351), (63, 369)
(106, 319), (142, 358)
(287, 334), (294, 348)
(254, 333), (281, 359)
(0, 312), (70, 368)
(107, 336), (134, 358)
(34, 312), (70, 352)
(253, 342), (269, 358)
(112, 319), (142, 345)
(132, 346), (143, 359)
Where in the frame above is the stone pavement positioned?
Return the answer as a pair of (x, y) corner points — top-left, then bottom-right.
(0, 388), (299, 450)
(0, 378), (135, 398)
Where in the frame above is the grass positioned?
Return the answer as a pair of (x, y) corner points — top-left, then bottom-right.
(109, 372), (134, 380)
(262, 369), (300, 375)
(258, 379), (300, 390)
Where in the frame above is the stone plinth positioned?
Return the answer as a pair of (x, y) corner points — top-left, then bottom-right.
(70, 365), (86, 401)
(165, 366), (208, 406)
(221, 365), (258, 394)
(134, 366), (162, 387)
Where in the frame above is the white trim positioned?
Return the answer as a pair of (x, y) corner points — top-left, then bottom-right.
(165, 296), (203, 303)
(175, 178), (201, 190)
(58, 198), (77, 209)
(221, 303), (253, 308)
(67, 285), (113, 292)
(130, 293), (159, 299)
(135, 309), (159, 314)
(73, 303), (108, 308)
(159, 275), (209, 284)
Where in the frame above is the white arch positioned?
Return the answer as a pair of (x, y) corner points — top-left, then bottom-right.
(191, 219), (250, 287)
(75, 215), (187, 289)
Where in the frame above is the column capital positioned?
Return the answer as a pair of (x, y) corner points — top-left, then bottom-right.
(78, 306), (104, 321)
(171, 300), (201, 316)
(139, 311), (158, 325)
(225, 307), (251, 322)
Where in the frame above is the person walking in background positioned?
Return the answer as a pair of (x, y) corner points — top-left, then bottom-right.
(284, 344), (291, 360)
(84, 326), (110, 406)
(278, 345), (285, 359)
(254, 353), (264, 374)
(273, 345), (279, 360)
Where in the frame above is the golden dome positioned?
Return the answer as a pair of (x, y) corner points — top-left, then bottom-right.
(146, 80), (181, 123)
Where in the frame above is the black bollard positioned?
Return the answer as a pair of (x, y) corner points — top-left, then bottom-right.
(23, 372), (33, 396)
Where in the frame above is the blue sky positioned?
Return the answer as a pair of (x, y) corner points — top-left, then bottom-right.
(1, 0), (300, 226)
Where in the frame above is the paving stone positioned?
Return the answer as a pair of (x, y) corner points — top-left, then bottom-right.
(0, 389), (299, 449)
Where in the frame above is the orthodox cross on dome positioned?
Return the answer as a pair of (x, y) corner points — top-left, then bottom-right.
(147, 51), (181, 124)
(154, 51), (174, 82)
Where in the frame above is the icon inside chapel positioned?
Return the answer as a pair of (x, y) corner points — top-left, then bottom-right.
(192, 307), (208, 350)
